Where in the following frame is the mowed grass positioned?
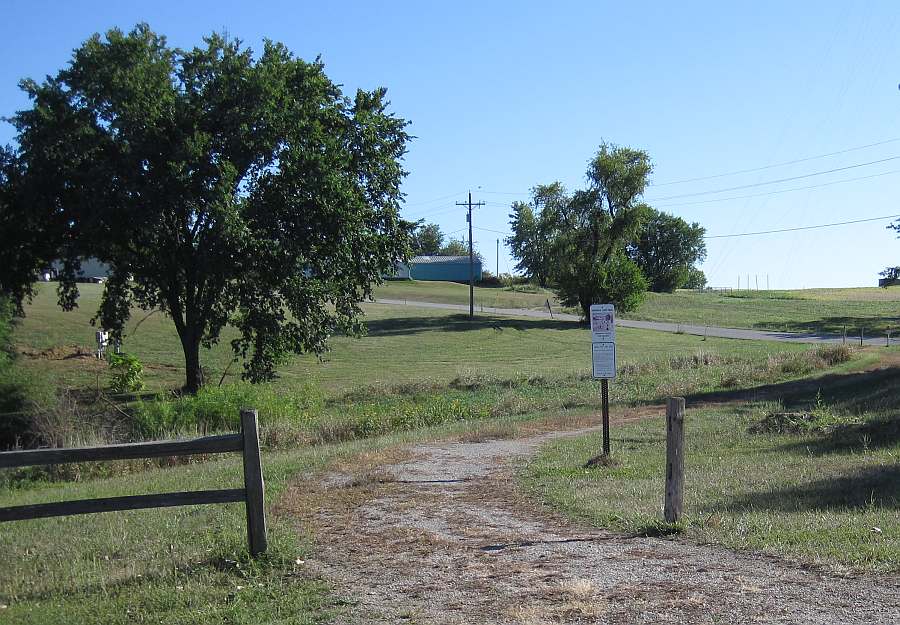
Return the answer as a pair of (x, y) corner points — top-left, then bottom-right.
(375, 279), (560, 311)
(630, 288), (900, 336)
(523, 359), (900, 572)
(14, 282), (809, 394)
(380, 279), (900, 336)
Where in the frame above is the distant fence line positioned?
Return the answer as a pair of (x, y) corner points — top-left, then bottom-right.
(0, 409), (267, 556)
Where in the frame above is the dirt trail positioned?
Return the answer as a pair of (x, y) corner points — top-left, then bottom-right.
(279, 424), (900, 624)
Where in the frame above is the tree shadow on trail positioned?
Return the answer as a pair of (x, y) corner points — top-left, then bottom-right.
(717, 464), (900, 513)
(364, 314), (584, 337)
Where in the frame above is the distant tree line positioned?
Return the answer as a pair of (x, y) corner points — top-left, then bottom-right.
(410, 222), (484, 261)
(506, 142), (707, 318)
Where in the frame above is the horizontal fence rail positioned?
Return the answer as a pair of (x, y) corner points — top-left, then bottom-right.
(0, 434), (243, 468)
(0, 409), (267, 556)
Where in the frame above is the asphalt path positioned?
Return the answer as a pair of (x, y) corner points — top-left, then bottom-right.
(373, 298), (890, 346)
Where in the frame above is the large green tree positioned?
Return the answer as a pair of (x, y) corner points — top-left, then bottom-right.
(629, 208), (706, 292)
(506, 183), (565, 287)
(545, 143), (652, 320)
(0, 25), (412, 392)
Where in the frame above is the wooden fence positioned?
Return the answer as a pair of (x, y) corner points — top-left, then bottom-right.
(0, 408), (267, 556)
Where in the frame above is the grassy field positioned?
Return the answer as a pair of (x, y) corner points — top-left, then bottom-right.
(522, 354), (900, 572)
(1, 282), (893, 620)
(375, 279), (560, 311)
(629, 288), (900, 336)
(377, 279), (900, 336)
(13, 282), (811, 394)
(11, 281), (852, 454)
(0, 346), (879, 621)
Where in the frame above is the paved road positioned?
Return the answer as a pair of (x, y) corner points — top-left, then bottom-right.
(373, 298), (890, 346)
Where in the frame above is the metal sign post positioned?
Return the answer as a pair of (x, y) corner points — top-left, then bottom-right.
(590, 304), (616, 457)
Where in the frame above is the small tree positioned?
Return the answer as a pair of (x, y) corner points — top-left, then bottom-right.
(879, 266), (900, 287)
(439, 238), (483, 262)
(1, 25), (412, 392)
(549, 143), (653, 319)
(684, 266), (707, 290)
(629, 208), (707, 292)
(410, 222), (444, 256)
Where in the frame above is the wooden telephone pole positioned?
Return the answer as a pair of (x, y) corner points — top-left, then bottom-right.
(456, 191), (484, 318)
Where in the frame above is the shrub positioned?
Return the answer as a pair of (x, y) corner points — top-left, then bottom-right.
(132, 381), (324, 439)
(108, 352), (145, 393)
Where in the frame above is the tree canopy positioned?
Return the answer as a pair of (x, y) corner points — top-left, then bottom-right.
(0, 25), (413, 392)
(506, 183), (565, 287)
(508, 143), (652, 319)
(629, 208), (707, 292)
(410, 223), (444, 256)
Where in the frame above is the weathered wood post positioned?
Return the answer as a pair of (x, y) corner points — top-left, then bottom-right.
(240, 409), (267, 556)
(664, 397), (685, 524)
(601, 379), (610, 457)
(860, 328), (864, 347)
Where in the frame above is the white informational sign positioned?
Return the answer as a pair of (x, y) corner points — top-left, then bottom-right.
(589, 304), (616, 379)
(592, 341), (616, 379)
(590, 304), (615, 343)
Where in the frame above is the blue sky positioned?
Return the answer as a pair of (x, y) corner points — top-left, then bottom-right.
(2, 1), (898, 288)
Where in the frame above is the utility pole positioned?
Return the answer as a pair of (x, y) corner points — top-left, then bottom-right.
(496, 239), (499, 277)
(456, 191), (484, 318)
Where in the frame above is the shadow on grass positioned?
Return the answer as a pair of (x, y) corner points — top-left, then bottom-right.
(719, 464), (900, 512)
(779, 414), (900, 456)
(686, 366), (900, 455)
(752, 315), (900, 336)
(0, 372), (31, 449)
(365, 313), (583, 337)
(685, 366), (900, 409)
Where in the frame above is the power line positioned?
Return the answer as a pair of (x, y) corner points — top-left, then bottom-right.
(652, 137), (900, 186)
(655, 167), (900, 208)
(407, 205), (460, 220)
(647, 155), (900, 201)
(476, 212), (897, 241)
(402, 189), (467, 208)
(705, 214), (900, 239)
(475, 225), (512, 236)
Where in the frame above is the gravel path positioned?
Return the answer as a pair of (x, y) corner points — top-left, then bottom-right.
(373, 298), (885, 346)
(280, 425), (900, 624)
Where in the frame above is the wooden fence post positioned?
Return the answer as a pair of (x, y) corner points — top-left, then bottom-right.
(664, 397), (685, 524)
(601, 379), (610, 457)
(240, 409), (267, 556)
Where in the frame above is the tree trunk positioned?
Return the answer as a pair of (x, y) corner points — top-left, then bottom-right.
(180, 331), (204, 394)
(580, 298), (591, 325)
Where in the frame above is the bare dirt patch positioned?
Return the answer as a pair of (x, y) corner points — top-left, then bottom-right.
(19, 344), (95, 361)
(278, 419), (900, 624)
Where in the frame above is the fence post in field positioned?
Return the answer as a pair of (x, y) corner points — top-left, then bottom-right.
(664, 397), (686, 524)
(860, 328), (864, 347)
(240, 409), (267, 556)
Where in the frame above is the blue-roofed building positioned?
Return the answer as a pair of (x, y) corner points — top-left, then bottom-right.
(394, 255), (482, 282)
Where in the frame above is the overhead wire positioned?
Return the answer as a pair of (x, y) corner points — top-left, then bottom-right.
(651, 137), (900, 186)
(646, 155), (900, 201)
(705, 214), (899, 239)
(654, 167), (900, 208)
